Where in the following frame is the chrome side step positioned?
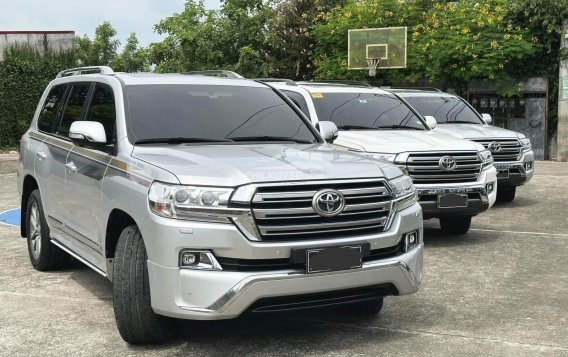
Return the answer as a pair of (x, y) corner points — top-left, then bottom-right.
(50, 238), (107, 278)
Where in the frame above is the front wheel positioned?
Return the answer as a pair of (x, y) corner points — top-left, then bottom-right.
(497, 186), (516, 202)
(439, 216), (472, 235)
(26, 189), (70, 270)
(112, 225), (175, 344)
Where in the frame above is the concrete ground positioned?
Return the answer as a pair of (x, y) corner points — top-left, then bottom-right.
(1, 161), (567, 356)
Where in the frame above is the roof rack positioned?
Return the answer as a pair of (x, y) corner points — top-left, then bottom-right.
(56, 66), (115, 78)
(254, 78), (297, 86)
(385, 87), (442, 92)
(300, 80), (372, 88)
(183, 70), (244, 79)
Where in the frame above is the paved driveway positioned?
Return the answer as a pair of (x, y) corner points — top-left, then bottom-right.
(1, 161), (567, 356)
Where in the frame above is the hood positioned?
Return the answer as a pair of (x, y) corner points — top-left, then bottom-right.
(132, 143), (403, 186)
(433, 124), (523, 140)
(334, 130), (484, 154)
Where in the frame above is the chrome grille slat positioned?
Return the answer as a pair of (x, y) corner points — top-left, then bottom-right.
(406, 152), (481, 184)
(250, 180), (393, 241)
(471, 138), (521, 162)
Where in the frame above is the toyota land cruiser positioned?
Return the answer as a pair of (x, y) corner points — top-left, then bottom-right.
(18, 67), (423, 344)
(259, 79), (497, 234)
(391, 88), (534, 202)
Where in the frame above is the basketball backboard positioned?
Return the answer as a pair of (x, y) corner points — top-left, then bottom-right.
(348, 27), (407, 70)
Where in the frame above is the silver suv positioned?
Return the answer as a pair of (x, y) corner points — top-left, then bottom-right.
(18, 67), (423, 344)
(262, 80), (497, 235)
(391, 89), (534, 202)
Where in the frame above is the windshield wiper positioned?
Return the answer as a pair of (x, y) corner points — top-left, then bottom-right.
(375, 125), (423, 130)
(337, 125), (376, 130)
(135, 137), (234, 144)
(228, 136), (314, 144)
(439, 121), (480, 124)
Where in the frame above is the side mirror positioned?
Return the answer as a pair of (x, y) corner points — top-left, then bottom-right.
(481, 113), (492, 124)
(424, 115), (437, 129)
(69, 121), (107, 148)
(317, 121), (339, 143)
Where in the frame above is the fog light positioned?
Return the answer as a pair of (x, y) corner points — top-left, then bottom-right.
(524, 162), (533, 171)
(181, 252), (199, 266)
(404, 231), (419, 252)
(485, 182), (495, 194)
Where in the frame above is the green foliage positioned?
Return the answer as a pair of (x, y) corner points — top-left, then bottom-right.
(76, 21), (120, 66)
(0, 46), (75, 148)
(113, 33), (149, 73)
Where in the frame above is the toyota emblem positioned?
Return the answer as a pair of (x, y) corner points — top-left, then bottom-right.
(488, 141), (502, 153)
(438, 156), (457, 172)
(312, 190), (345, 217)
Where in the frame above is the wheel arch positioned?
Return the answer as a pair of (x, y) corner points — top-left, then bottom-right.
(20, 175), (39, 238)
(104, 208), (137, 259)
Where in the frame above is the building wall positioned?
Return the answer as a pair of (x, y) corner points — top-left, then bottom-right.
(0, 31), (75, 61)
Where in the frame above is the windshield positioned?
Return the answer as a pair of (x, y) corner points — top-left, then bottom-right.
(403, 96), (483, 124)
(311, 92), (426, 130)
(126, 84), (319, 143)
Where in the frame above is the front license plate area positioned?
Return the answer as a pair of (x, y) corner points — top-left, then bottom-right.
(497, 170), (510, 179)
(437, 193), (468, 208)
(307, 246), (362, 274)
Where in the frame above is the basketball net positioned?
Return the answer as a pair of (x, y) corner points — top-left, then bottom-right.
(366, 58), (380, 77)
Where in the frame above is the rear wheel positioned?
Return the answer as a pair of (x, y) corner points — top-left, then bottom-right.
(339, 298), (384, 315)
(497, 186), (516, 202)
(26, 189), (70, 270)
(112, 225), (175, 344)
(439, 216), (472, 235)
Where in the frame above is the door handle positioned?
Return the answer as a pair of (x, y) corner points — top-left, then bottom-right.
(36, 151), (47, 161)
(66, 161), (77, 174)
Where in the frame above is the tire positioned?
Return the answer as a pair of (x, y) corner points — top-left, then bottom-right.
(339, 298), (384, 315)
(497, 186), (516, 202)
(439, 215), (472, 235)
(112, 225), (175, 344)
(26, 189), (70, 270)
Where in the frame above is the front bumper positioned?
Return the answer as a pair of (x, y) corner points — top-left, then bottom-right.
(415, 166), (497, 219)
(141, 202), (423, 320)
(493, 150), (534, 187)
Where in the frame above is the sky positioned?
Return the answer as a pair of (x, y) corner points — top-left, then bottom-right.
(0, 0), (221, 47)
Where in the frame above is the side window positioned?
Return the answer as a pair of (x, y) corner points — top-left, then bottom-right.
(86, 84), (116, 144)
(282, 90), (311, 119)
(37, 84), (68, 133)
(58, 83), (91, 138)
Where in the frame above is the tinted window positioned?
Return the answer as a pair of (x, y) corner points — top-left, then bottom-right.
(86, 84), (116, 144)
(38, 84), (67, 133)
(404, 96), (483, 124)
(312, 92), (426, 130)
(126, 85), (318, 143)
(58, 83), (91, 138)
(281, 90), (311, 119)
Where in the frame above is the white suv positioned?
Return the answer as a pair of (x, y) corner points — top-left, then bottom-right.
(264, 80), (497, 234)
(391, 88), (534, 202)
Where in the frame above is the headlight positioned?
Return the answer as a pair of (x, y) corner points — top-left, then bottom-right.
(478, 149), (494, 168)
(148, 181), (233, 219)
(359, 151), (397, 162)
(389, 175), (417, 212)
(519, 137), (531, 151)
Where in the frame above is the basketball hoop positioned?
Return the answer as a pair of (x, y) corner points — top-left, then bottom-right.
(366, 58), (380, 77)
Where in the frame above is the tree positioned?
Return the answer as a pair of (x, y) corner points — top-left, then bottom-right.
(76, 21), (120, 66)
(113, 33), (149, 72)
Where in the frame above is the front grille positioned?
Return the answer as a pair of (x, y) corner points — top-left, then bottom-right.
(471, 138), (521, 162)
(251, 180), (392, 241)
(406, 152), (481, 184)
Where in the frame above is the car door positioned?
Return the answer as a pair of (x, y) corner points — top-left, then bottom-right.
(33, 83), (72, 232)
(65, 83), (115, 258)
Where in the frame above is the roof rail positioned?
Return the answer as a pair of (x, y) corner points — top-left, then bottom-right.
(300, 80), (372, 88)
(254, 78), (297, 86)
(386, 87), (442, 92)
(183, 70), (244, 79)
(56, 66), (114, 78)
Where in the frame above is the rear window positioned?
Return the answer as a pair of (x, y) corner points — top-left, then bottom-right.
(125, 84), (318, 143)
(311, 92), (426, 130)
(37, 84), (67, 134)
(404, 96), (483, 124)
